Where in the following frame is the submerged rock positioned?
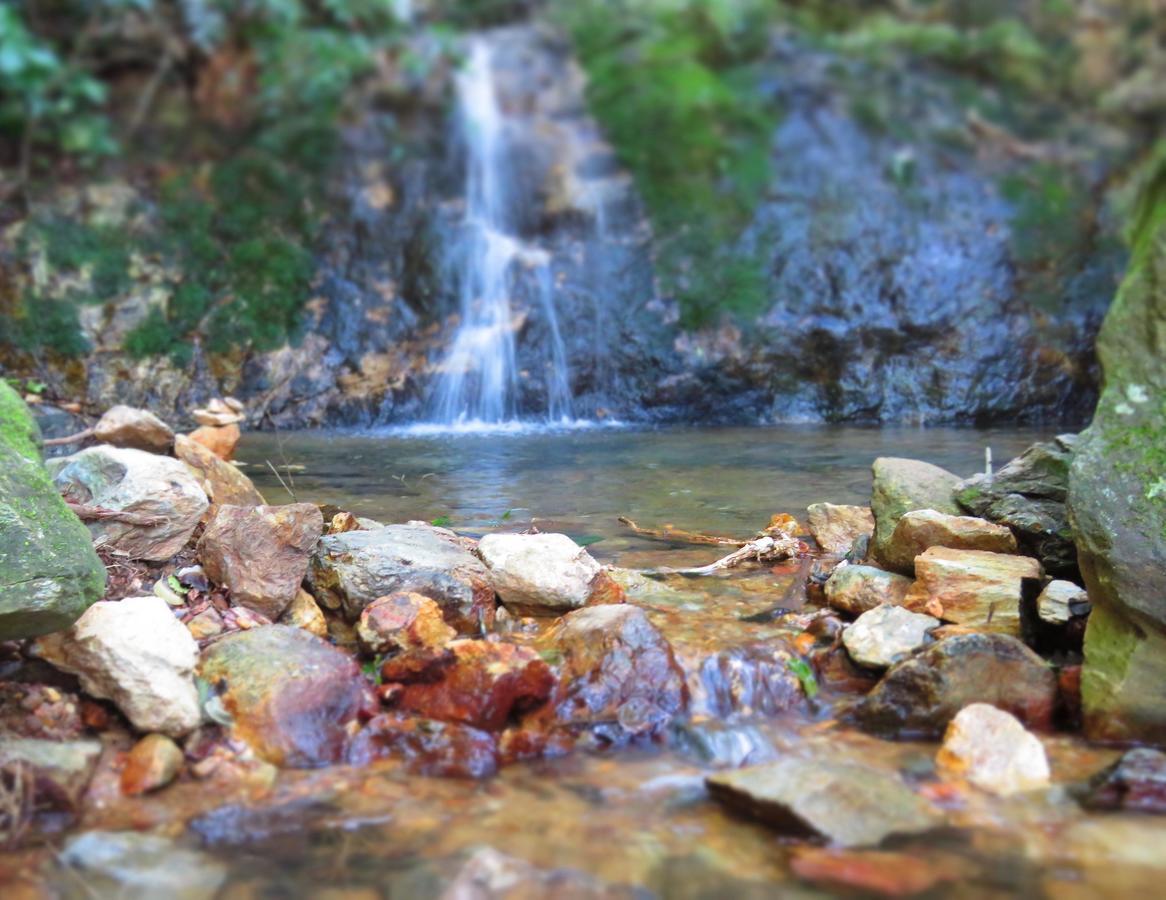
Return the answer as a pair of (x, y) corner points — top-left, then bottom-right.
(93, 404), (174, 453)
(1082, 748), (1166, 814)
(0, 737), (101, 820)
(440, 846), (631, 899)
(477, 532), (605, 616)
(936, 703), (1050, 796)
(823, 564), (912, 616)
(308, 523), (494, 634)
(842, 605), (938, 669)
(198, 625), (375, 767)
(49, 445), (208, 561)
(120, 733), (184, 795)
(0, 383), (106, 640)
(805, 503), (874, 555)
(956, 434), (1078, 576)
(357, 592), (456, 654)
(33, 595), (201, 737)
(883, 509), (1017, 575)
(870, 457), (961, 566)
(58, 830), (227, 900)
(348, 713), (499, 778)
(706, 757), (938, 848)
(540, 604), (687, 743)
(683, 642), (805, 719)
(904, 547), (1043, 635)
(852, 633), (1057, 739)
(198, 503), (324, 620)
(379, 639), (554, 731)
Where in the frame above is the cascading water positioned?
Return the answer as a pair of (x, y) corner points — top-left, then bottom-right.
(430, 39), (572, 426)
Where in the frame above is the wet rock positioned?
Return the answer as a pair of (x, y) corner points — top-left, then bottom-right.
(120, 733), (184, 795)
(33, 595), (201, 737)
(198, 625), (376, 767)
(93, 405), (174, 453)
(706, 757), (938, 848)
(58, 830), (227, 900)
(0, 382), (107, 641)
(198, 503), (324, 620)
(441, 846), (629, 899)
(789, 847), (967, 897)
(1082, 748), (1166, 813)
(870, 457), (961, 566)
(823, 564), (912, 616)
(683, 643), (805, 718)
(883, 509), (1018, 575)
(956, 434), (1077, 576)
(852, 633), (1057, 739)
(348, 713), (499, 778)
(186, 606), (225, 641)
(842, 605), (938, 669)
(539, 605), (687, 742)
(380, 639), (554, 731)
(308, 523), (494, 634)
(188, 423), (241, 461)
(477, 532), (604, 616)
(904, 547), (1043, 634)
(669, 721), (778, 769)
(174, 434), (264, 517)
(358, 592), (456, 655)
(1033, 581), (1088, 628)
(49, 445), (208, 561)
(0, 737), (101, 818)
(806, 503), (874, 554)
(0, 683), (84, 740)
(936, 703), (1050, 796)
(279, 588), (329, 638)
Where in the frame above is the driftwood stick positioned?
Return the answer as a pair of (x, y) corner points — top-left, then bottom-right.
(641, 533), (801, 578)
(617, 515), (745, 547)
(42, 427), (95, 447)
(67, 502), (165, 527)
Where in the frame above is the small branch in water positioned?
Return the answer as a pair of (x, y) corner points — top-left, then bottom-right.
(640, 533), (801, 578)
(617, 516), (745, 547)
(42, 427), (95, 447)
(67, 502), (166, 527)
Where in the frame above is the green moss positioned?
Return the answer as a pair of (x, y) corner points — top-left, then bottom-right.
(0, 380), (41, 461)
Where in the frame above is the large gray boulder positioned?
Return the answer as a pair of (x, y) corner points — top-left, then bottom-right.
(1068, 181), (1166, 743)
(870, 457), (961, 566)
(0, 382), (106, 640)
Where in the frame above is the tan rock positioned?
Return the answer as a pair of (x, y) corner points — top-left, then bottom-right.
(357, 592), (456, 655)
(198, 504), (324, 620)
(905, 547), (1042, 634)
(279, 588), (328, 638)
(192, 398), (245, 428)
(824, 564), (913, 616)
(843, 605), (939, 669)
(884, 509), (1018, 574)
(175, 434), (264, 518)
(93, 405), (174, 454)
(188, 423), (241, 461)
(936, 703), (1050, 796)
(807, 503), (875, 554)
(1037, 580), (1091, 625)
(186, 607), (225, 641)
(121, 733), (184, 795)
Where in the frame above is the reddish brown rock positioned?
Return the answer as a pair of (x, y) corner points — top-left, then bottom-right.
(120, 733), (185, 795)
(198, 625), (376, 767)
(198, 503), (324, 620)
(790, 847), (968, 896)
(347, 713), (498, 778)
(380, 640), (554, 731)
(806, 503), (875, 555)
(357, 592), (456, 655)
(93, 405), (174, 453)
(904, 547), (1043, 635)
(279, 588), (328, 639)
(884, 509), (1019, 574)
(538, 604), (687, 742)
(188, 423), (241, 461)
(175, 434), (264, 518)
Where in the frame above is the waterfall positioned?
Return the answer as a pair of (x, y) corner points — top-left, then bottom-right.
(429, 39), (573, 426)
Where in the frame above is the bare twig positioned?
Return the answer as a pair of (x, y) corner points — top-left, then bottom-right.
(641, 532), (801, 578)
(617, 515), (745, 547)
(42, 427), (95, 447)
(67, 502), (166, 527)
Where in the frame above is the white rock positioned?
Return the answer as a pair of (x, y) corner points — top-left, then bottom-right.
(49, 445), (208, 561)
(477, 532), (601, 615)
(1037, 580), (1091, 625)
(842, 604), (938, 668)
(936, 702), (1050, 796)
(33, 595), (201, 737)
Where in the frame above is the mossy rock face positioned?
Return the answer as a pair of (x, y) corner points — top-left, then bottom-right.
(1069, 180), (1166, 742)
(0, 383), (106, 640)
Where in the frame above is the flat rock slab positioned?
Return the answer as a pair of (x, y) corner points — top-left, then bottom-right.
(706, 757), (939, 847)
(843, 604), (938, 669)
(308, 523), (494, 634)
(477, 532), (603, 615)
(851, 632), (1057, 739)
(905, 546), (1042, 634)
(884, 509), (1017, 574)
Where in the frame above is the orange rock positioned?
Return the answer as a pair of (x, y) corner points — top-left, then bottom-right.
(188, 423), (241, 461)
(904, 547), (1042, 635)
(121, 733), (184, 795)
(357, 592), (455, 654)
(175, 434), (263, 518)
(791, 847), (966, 897)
